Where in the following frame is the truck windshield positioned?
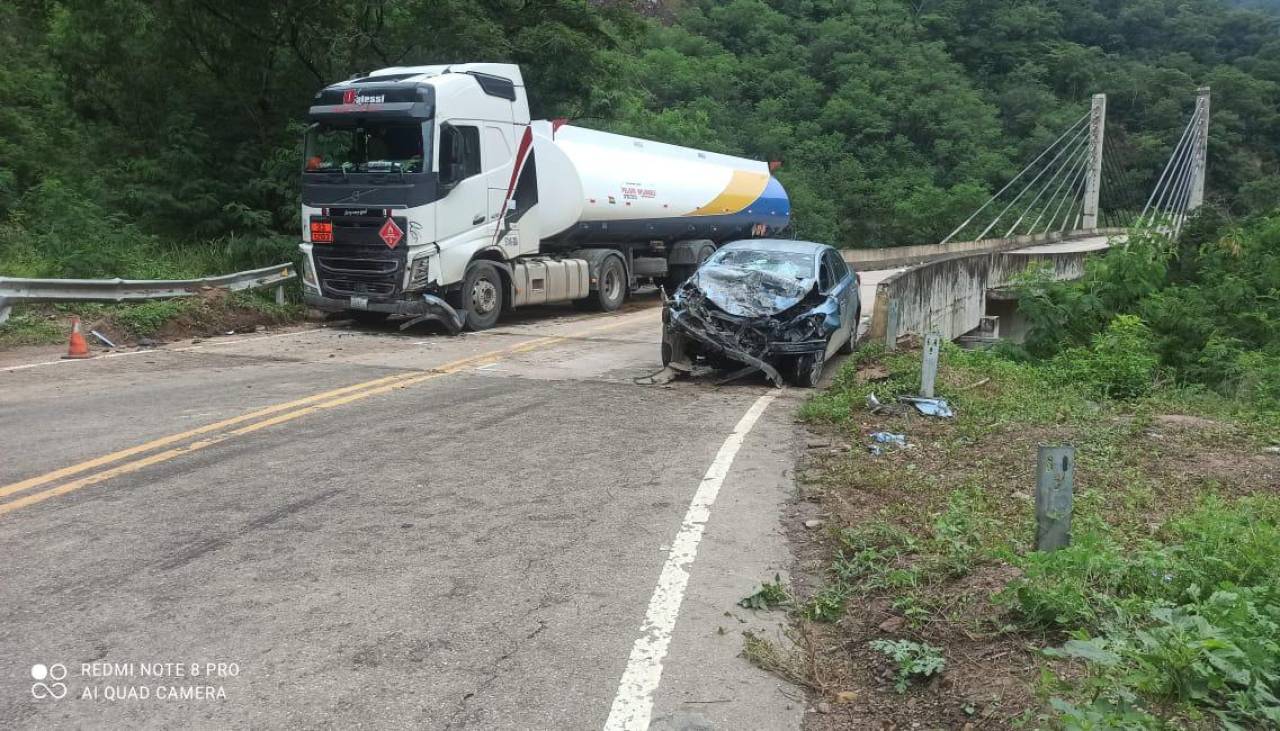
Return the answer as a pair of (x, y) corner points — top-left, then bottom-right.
(304, 122), (430, 174)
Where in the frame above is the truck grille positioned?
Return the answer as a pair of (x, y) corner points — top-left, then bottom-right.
(314, 243), (406, 299)
(313, 212), (409, 300)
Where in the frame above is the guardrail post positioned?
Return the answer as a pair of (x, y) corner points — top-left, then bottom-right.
(274, 285), (286, 306)
(920, 333), (941, 398)
(0, 299), (10, 325)
(1035, 445), (1075, 552)
(884, 300), (899, 351)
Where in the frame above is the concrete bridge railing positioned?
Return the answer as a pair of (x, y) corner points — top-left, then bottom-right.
(842, 229), (1113, 272)
(864, 228), (1126, 344)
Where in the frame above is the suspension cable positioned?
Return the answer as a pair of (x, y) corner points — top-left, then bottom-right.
(940, 112), (1089, 243)
(978, 123), (1091, 240)
(1029, 139), (1091, 234)
(1140, 105), (1201, 224)
(1005, 132), (1091, 237)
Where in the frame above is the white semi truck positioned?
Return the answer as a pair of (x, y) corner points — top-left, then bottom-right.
(298, 63), (791, 331)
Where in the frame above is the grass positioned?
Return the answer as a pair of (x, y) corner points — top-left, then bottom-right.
(753, 340), (1280, 728)
(0, 290), (303, 348)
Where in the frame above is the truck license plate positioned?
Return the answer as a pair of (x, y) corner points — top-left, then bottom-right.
(349, 296), (368, 310)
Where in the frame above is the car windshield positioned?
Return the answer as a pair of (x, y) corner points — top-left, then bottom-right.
(304, 122), (429, 174)
(707, 248), (814, 280)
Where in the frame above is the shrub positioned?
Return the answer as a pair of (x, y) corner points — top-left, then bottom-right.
(869, 639), (946, 693)
(1005, 497), (1280, 727)
(1049, 315), (1159, 399)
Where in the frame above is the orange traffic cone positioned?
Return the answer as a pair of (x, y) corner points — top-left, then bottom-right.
(63, 317), (91, 359)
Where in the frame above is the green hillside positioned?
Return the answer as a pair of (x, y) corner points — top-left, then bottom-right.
(1, 0), (1278, 268)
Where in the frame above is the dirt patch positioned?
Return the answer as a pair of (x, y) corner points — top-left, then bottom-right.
(1151, 413), (1222, 430)
(89, 290), (298, 347)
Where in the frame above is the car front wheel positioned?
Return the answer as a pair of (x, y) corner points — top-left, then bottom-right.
(790, 350), (827, 388)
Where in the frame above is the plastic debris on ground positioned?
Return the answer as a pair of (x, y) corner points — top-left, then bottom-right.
(867, 430), (908, 456)
(867, 393), (907, 416)
(870, 432), (907, 447)
(898, 396), (954, 418)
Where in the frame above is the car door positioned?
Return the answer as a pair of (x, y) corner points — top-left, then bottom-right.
(829, 248), (858, 331)
(820, 248), (855, 358)
(435, 122), (487, 246)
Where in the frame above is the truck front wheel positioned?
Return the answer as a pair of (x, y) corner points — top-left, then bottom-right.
(461, 262), (503, 331)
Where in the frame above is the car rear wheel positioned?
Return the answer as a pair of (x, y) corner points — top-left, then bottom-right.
(790, 351), (827, 388)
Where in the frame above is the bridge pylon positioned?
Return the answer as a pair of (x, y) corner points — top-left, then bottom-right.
(1187, 86), (1211, 212)
(1081, 94), (1107, 229)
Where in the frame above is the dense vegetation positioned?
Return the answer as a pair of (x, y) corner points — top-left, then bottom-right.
(1004, 211), (1280, 408)
(2, 0), (1280, 279)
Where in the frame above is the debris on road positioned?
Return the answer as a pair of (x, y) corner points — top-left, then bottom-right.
(899, 396), (955, 418)
(867, 393), (907, 416)
(868, 431), (908, 456)
(633, 366), (682, 386)
(90, 329), (116, 348)
(870, 432), (907, 447)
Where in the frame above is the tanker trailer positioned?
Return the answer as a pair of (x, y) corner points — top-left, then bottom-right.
(297, 63), (790, 331)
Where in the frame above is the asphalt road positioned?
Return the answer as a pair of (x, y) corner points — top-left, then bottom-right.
(0, 294), (812, 730)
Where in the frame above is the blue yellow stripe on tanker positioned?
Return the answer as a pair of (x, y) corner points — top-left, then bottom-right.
(686, 170), (790, 231)
(545, 167), (790, 246)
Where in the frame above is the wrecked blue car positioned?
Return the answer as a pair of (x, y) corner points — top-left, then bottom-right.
(661, 240), (861, 387)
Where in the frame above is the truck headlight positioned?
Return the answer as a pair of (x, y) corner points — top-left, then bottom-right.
(301, 255), (319, 289)
(407, 256), (430, 290)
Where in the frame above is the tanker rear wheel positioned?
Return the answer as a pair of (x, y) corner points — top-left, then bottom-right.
(577, 256), (626, 312)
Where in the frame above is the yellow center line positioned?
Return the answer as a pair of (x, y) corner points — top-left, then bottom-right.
(0, 310), (657, 516)
(0, 372), (419, 501)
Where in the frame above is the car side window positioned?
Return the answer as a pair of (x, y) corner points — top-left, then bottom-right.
(818, 255), (836, 292)
(439, 124), (481, 184)
(826, 250), (850, 281)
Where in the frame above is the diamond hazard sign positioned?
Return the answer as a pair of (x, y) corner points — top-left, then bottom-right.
(379, 218), (403, 249)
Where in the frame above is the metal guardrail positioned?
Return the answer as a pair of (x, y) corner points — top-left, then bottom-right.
(0, 263), (296, 324)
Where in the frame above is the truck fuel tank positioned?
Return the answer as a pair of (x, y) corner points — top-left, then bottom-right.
(510, 258), (590, 306)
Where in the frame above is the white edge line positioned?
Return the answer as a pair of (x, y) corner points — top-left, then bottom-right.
(0, 328), (318, 373)
(603, 391), (778, 731)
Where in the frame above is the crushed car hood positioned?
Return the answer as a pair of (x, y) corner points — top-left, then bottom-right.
(688, 265), (816, 317)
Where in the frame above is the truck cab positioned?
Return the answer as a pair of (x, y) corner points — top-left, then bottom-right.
(299, 63), (535, 331)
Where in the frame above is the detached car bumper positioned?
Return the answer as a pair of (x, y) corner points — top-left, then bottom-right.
(305, 292), (464, 333)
